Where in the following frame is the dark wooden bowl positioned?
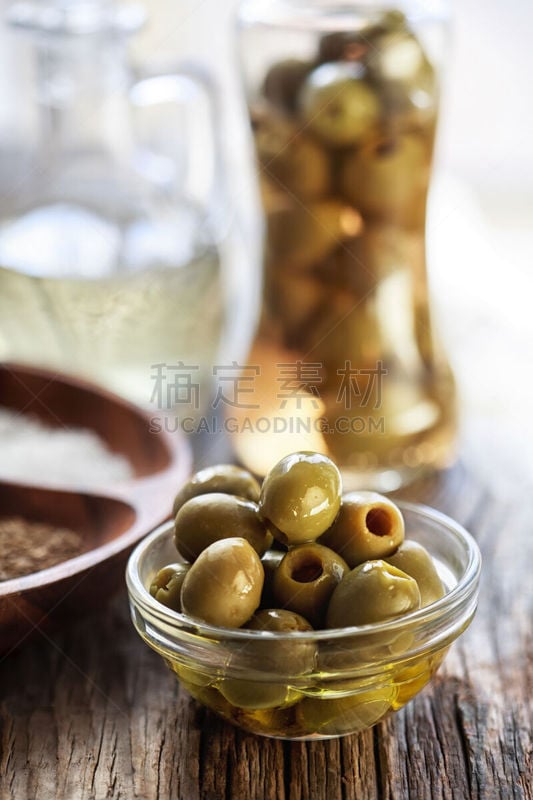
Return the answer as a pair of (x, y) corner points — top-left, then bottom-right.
(0, 363), (192, 654)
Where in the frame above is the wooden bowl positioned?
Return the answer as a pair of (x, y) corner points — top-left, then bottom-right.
(0, 363), (192, 654)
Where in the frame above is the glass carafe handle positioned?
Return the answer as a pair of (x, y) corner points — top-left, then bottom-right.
(129, 62), (226, 233)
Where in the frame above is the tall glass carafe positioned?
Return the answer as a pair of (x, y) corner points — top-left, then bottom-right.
(0, 0), (233, 414)
(234, 0), (456, 489)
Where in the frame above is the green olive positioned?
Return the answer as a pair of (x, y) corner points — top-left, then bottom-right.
(173, 493), (271, 562)
(255, 116), (330, 199)
(385, 540), (444, 607)
(300, 63), (381, 147)
(262, 58), (313, 113)
(319, 491), (404, 567)
(180, 537), (264, 628)
(262, 269), (327, 348)
(272, 543), (348, 627)
(260, 549), (285, 608)
(366, 27), (435, 88)
(326, 559), (421, 628)
(340, 134), (430, 227)
(179, 682), (233, 718)
(172, 464), (260, 517)
(318, 31), (372, 64)
(170, 661), (213, 689)
(149, 563), (189, 611)
(218, 609), (314, 709)
(266, 199), (363, 272)
(296, 685), (396, 735)
(310, 238), (375, 296)
(219, 679), (299, 710)
(317, 224), (420, 289)
(392, 654), (441, 708)
(247, 608), (313, 635)
(308, 292), (382, 380)
(318, 12), (406, 64)
(260, 451), (342, 545)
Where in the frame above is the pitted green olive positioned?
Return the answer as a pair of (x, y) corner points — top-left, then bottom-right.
(319, 491), (404, 567)
(180, 537), (264, 627)
(174, 493), (271, 562)
(326, 559), (421, 628)
(300, 62), (381, 147)
(272, 543), (348, 627)
(260, 451), (342, 545)
(172, 464), (260, 516)
(149, 563), (189, 611)
(385, 540), (444, 606)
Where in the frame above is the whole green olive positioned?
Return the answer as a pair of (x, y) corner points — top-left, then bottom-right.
(340, 134), (430, 227)
(174, 493), (271, 562)
(260, 451), (342, 545)
(272, 543), (348, 627)
(172, 464), (260, 516)
(326, 559), (421, 628)
(300, 62), (381, 147)
(149, 563), (189, 612)
(180, 537), (264, 628)
(319, 491), (404, 567)
(385, 540), (444, 607)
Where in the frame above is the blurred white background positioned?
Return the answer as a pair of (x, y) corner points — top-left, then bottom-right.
(1, 0), (531, 487)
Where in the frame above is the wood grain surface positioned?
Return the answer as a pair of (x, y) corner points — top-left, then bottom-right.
(1, 444), (532, 799)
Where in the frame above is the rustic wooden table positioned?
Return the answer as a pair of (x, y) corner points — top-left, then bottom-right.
(1, 430), (532, 800)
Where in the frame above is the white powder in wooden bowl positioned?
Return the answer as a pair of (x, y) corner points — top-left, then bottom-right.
(0, 407), (133, 488)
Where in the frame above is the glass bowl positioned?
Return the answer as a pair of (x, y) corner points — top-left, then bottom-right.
(126, 501), (481, 740)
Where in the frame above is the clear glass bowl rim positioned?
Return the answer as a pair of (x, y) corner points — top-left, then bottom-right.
(126, 500), (481, 644)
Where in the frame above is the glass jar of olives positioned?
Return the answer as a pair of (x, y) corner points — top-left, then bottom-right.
(233, 0), (455, 490)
